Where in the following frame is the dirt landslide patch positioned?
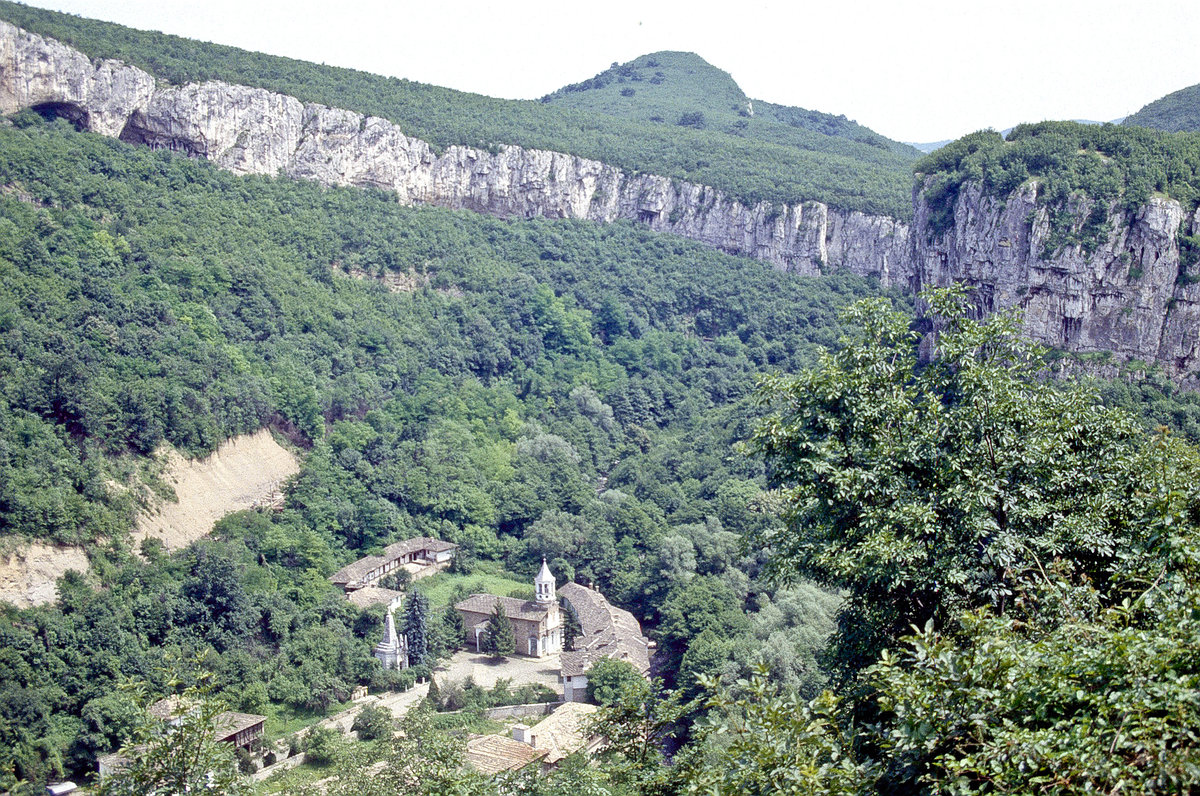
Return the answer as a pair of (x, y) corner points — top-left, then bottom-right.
(0, 429), (300, 608)
(0, 542), (91, 609)
(135, 428), (299, 552)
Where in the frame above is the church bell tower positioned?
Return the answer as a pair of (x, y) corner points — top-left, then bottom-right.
(535, 558), (556, 604)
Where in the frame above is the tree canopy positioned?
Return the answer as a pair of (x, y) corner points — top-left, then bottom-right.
(683, 288), (1200, 793)
(481, 602), (516, 659)
(749, 286), (1158, 675)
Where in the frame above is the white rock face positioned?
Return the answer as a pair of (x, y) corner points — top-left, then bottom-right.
(122, 82), (305, 174)
(9, 20), (1196, 381)
(0, 19), (155, 137)
(912, 180), (1200, 382)
(0, 20), (911, 284)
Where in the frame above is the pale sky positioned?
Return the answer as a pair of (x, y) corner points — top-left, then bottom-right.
(13, 0), (1200, 143)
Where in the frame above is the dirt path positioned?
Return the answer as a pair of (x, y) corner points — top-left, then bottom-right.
(0, 429), (300, 608)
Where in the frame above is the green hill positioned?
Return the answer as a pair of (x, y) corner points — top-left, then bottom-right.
(1124, 82), (1200, 132)
(542, 51), (921, 159)
(0, 1), (915, 218)
(542, 52), (751, 129)
(0, 111), (880, 789)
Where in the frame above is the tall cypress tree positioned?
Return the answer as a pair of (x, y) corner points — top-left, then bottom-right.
(562, 602), (581, 650)
(482, 601), (516, 659)
(404, 591), (430, 667)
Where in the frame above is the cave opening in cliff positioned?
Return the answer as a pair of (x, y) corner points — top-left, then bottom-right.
(118, 111), (206, 158)
(29, 102), (89, 131)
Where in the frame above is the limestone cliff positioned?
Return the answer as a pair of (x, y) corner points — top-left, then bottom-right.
(0, 20), (910, 284)
(911, 180), (1200, 383)
(5, 20), (1197, 381)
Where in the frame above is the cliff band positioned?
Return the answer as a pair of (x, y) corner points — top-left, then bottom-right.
(0, 20), (908, 283)
(3, 19), (1199, 381)
(912, 180), (1200, 383)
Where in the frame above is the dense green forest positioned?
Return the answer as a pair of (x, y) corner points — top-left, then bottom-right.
(915, 121), (1200, 251)
(1124, 82), (1200, 132)
(1, 6), (1200, 793)
(0, 116), (860, 789)
(675, 291), (1200, 793)
(0, 1), (916, 219)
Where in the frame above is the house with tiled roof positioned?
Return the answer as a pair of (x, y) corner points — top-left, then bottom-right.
(346, 585), (405, 612)
(516, 701), (602, 765)
(97, 698), (266, 780)
(329, 537), (456, 592)
(558, 582), (653, 702)
(464, 733), (548, 775)
(466, 701), (603, 776)
(454, 560), (563, 658)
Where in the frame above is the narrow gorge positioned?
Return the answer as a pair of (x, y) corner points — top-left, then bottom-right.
(2, 19), (1199, 381)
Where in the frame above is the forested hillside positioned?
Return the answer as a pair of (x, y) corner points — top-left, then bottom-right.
(2, 5), (1200, 794)
(0, 115), (864, 789)
(1124, 82), (1200, 132)
(915, 121), (1200, 245)
(0, 1), (915, 218)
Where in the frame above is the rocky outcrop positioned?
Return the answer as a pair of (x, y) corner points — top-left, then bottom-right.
(912, 180), (1200, 382)
(8, 20), (1197, 380)
(0, 20), (155, 137)
(0, 20), (910, 284)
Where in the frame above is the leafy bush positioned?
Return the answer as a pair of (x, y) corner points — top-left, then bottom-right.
(303, 726), (346, 766)
(351, 704), (394, 740)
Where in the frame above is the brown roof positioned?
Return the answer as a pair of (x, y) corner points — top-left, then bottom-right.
(464, 734), (547, 775)
(346, 586), (405, 609)
(330, 537), (456, 585)
(559, 583), (652, 677)
(455, 594), (551, 622)
(212, 711), (266, 742)
(529, 702), (599, 764)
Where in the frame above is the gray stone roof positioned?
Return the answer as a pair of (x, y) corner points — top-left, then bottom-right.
(559, 582), (652, 677)
(529, 701), (599, 764)
(346, 586), (405, 609)
(147, 696), (190, 720)
(329, 536), (456, 585)
(464, 733), (547, 774)
(212, 711), (266, 742)
(384, 536), (457, 556)
(455, 594), (552, 622)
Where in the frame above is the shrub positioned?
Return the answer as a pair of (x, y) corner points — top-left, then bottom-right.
(351, 704), (394, 740)
(304, 726), (345, 766)
(234, 747), (257, 775)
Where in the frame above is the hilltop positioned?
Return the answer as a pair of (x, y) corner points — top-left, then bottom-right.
(542, 51), (921, 159)
(1125, 81), (1200, 132)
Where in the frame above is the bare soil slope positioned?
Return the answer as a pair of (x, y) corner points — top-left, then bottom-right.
(0, 429), (299, 608)
(135, 428), (299, 551)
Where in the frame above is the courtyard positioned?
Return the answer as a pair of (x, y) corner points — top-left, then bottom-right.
(436, 650), (563, 694)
